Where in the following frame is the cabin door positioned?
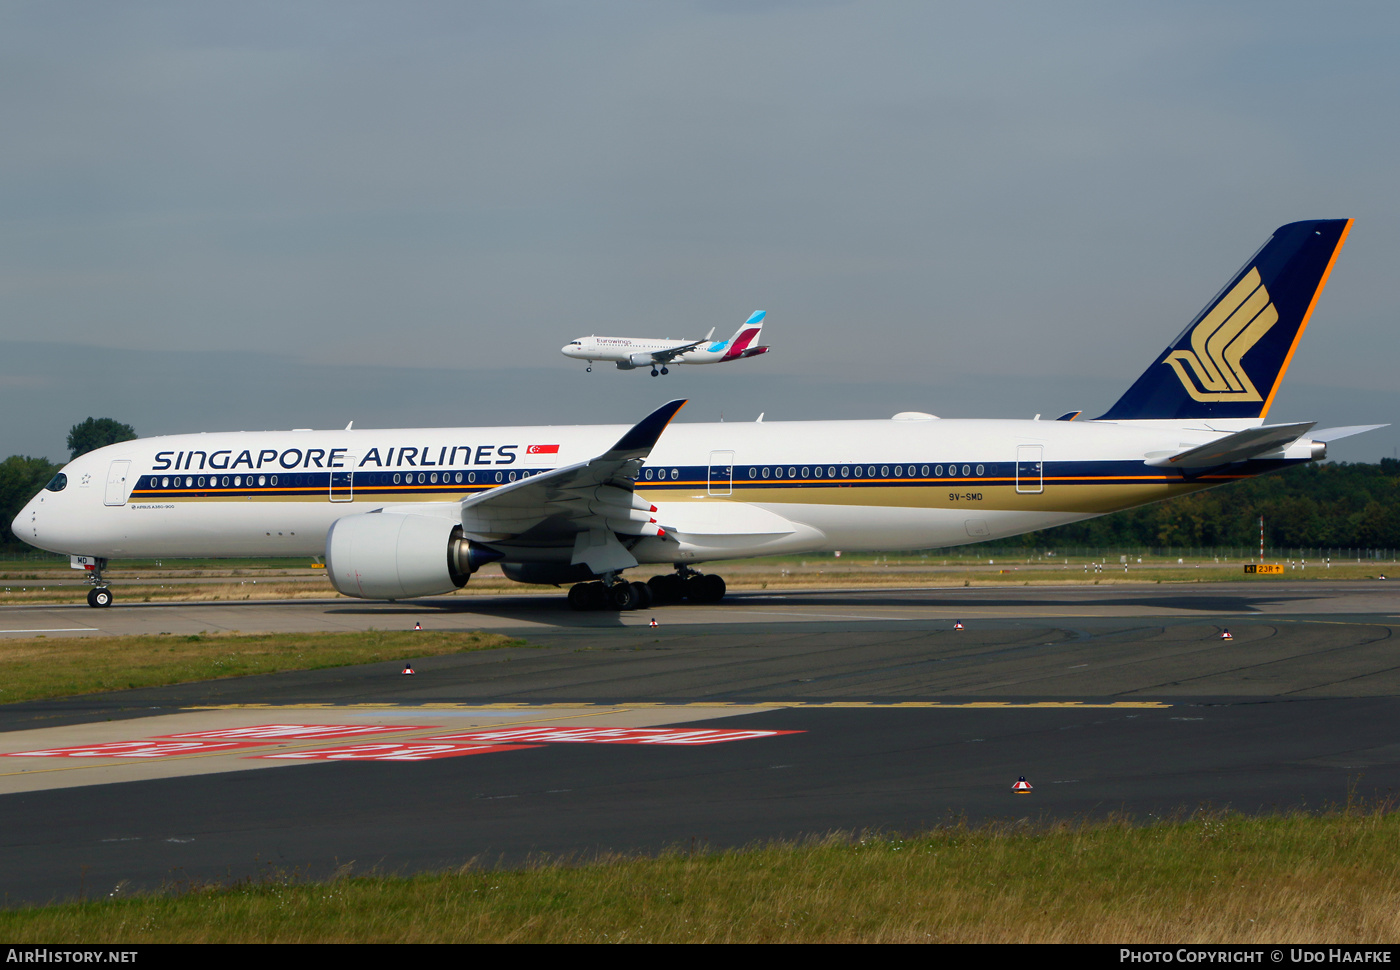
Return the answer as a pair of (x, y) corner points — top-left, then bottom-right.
(708, 451), (734, 496)
(330, 456), (356, 502)
(103, 461), (132, 506)
(1015, 445), (1043, 494)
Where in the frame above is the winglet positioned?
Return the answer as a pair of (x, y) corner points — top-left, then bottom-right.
(606, 399), (687, 459)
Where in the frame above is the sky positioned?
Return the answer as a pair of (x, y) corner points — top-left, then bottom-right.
(2, 1), (1397, 462)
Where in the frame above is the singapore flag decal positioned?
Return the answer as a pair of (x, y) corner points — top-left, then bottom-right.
(527, 444), (560, 455)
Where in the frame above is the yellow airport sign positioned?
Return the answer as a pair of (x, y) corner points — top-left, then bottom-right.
(1244, 563), (1285, 575)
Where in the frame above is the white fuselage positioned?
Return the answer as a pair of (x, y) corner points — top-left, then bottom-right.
(561, 336), (743, 367)
(14, 416), (1314, 565)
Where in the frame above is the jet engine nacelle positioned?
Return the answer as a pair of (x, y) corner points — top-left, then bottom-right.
(628, 352), (655, 367)
(326, 512), (501, 600)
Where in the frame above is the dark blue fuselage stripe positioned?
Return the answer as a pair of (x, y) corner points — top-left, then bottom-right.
(130, 458), (1304, 500)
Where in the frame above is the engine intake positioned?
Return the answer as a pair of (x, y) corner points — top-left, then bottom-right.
(326, 512), (502, 600)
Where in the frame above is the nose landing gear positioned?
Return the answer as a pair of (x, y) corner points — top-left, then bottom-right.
(83, 558), (112, 607)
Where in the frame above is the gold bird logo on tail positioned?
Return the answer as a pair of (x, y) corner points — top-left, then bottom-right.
(1162, 268), (1278, 402)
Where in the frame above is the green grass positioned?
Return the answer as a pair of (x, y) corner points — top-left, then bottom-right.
(0, 630), (524, 703)
(4, 811), (1399, 942)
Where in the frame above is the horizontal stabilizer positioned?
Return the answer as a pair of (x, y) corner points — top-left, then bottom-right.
(1146, 421), (1315, 469)
(1310, 424), (1389, 442)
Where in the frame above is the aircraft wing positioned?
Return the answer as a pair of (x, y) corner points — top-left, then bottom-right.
(457, 399), (686, 573)
(647, 339), (706, 364)
(1145, 421), (1316, 470)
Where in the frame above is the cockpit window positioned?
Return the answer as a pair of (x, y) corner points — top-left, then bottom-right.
(45, 473), (67, 492)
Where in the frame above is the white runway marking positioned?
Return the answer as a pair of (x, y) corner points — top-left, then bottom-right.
(0, 627), (98, 634)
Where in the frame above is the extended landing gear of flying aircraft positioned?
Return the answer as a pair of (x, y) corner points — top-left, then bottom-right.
(586, 365), (592, 372)
(650, 366), (670, 377)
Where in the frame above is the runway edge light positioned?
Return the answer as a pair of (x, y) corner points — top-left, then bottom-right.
(402, 663), (415, 675)
(1221, 629), (1233, 640)
(953, 620), (964, 631)
(1013, 776), (1033, 794)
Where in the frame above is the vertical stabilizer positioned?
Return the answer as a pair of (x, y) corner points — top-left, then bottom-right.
(1097, 220), (1351, 422)
(720, 310), (767, 361)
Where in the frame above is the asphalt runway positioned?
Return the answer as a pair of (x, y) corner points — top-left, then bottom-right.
(2, 581), (1399, 906)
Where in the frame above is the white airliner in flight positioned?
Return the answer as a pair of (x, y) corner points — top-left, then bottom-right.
(561, 311), (769, 374)
(15, 221), (1383, 611)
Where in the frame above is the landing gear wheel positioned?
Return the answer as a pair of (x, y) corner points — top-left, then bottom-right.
(568, 582), (608, 611)
(647, 574), (685, 604)
(630, 581), (653, 610)
(660, 366), (669, 375)
(685, 574), (726, 603)
(607, 582), (641, 611)
(586, 365), (592, 372)
(650, 368), (659, 377)
(87, 587), (113, 608)
(567, 583), (591, 611)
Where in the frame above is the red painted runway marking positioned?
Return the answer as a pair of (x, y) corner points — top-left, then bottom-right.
(422, 727), (805, 745)
(4, 740), (272, 759)
(256, 743), (541, 762)
(156, 724), (430, 741)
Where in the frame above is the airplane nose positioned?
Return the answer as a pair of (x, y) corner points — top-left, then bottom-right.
(12, 495), (39, 547)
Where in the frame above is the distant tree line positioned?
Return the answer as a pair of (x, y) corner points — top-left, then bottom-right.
(1015, 459), (1400, 550)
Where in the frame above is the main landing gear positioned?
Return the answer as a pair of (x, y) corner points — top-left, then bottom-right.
(567, 565), (725, 611)
(649, 366), (669, 377)
(84, 558), (112, 608)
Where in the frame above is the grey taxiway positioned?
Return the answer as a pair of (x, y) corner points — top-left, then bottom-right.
(1, 580), (1397, 905)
